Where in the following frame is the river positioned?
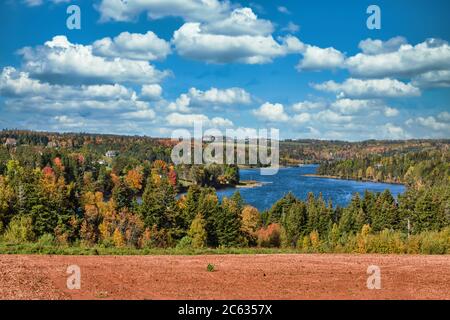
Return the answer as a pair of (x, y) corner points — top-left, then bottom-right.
(216, 165), (406, 212)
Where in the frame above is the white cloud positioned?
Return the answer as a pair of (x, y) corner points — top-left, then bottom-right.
(18, 36), (170, 85)
(380, 123), (410, 139)
(166, 113), (233, 128)
(167, 87), (252, 113)
(292, 113), (312, 124)
(438, 112), (450, 122)
(358, 37), (408, 55)
(277, 6), (291, 15)
(121, 109), (156, 121)
(252, 102), (289, 122)
(0, 67), (135, 100)
(97, 0), (230, 23)
(23, 0), (69, 6)
(315, 110), (353, 124)
(92, 31), (171, 61)
(188, 87), (251, 105)
(168, 94), (192, 113)
(292, 101), (326, 112)
(282, 22), (300, 33)
(297, 45), (345, 71)
(383, 107), (400, 117)
(412, 70), (450, 88)
(172, 22), (303, 64)
(409, 116), (450, 131)
(346, 38), (450, 78)
(313, 78), (421, 99)
(331, 99), (383, 115)
(203, 8), (274, 36)
(141, 84), (163, 101)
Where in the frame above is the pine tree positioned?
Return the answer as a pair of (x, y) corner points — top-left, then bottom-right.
(216, 197), (243, 247)
(283, 201), (307, 247)
(140, 175), (176, 230)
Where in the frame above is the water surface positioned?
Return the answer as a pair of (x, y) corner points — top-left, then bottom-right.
(216, 165), (406, 211)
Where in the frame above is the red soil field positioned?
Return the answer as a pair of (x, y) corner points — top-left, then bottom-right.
(0, 254), (449, 300)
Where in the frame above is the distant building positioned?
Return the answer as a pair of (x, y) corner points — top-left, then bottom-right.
(105, 150), (119, 158)
(4, 138), (17, 147)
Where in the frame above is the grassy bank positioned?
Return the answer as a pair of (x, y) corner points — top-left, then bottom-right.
(1, 228), (449, 256)
(0, 243), (300, 256)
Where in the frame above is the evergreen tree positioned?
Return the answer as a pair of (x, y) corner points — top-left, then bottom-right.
(216, 197), (243, 247)
(188, 213), (207, 249)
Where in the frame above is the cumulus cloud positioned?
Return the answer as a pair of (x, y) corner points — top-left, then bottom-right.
(252, 102), (289, 122)
(331, 99), (383, 115)
(202, 8), (274, 36)
(140, 84), (163, 101)
(412, 70), (450, 88)
(313, 78), (421, 99)
(0, 67), (134, 100)
(18, 36), (170, 85)
(297, 45), (345, 71)
(298, 37), (450, 89)
(380, 123), (410, 139)
(172, 22), (303, 64)
(358, 36), (408, 55)
(92, 31), (171, 61)
(188, 87), (251, 105)
(407, 115), (450, 131)
(292, 101), (326, 112)
(346, 38), (450, 78)
(97, 0), (230, 23)
(167, 87), (252, 113)
(166, 113), (233, 128)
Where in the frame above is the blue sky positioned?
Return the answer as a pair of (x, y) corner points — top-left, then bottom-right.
(1, 0), (449, 140)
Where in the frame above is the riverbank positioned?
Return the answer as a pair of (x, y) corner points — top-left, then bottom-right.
(236, 180), (264, 189)
(303, 174), (405, 185)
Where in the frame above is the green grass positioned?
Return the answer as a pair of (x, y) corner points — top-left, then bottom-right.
(0, 242), (299, 256)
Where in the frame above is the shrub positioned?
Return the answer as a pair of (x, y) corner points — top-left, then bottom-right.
(419, 229), (449, 254)
(207, 263), (215, 272)
(367, 229), (405, 254)
(3, 216), (35, 243)
(176, 236), (192, 249)
(37, 233), (55, 246)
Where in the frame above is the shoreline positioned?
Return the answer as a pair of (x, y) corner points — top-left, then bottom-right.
(303, 174), (405, 185)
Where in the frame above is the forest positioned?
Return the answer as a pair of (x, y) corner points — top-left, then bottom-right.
(0, 130), (449, 254)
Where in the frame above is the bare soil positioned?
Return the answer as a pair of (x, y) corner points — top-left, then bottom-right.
(0, 254), (449, 300)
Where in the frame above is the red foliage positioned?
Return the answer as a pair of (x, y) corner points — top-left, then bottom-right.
(168, 166), (177, 187)
(53, 157), (64, 170)
(42, 166), (55, 176)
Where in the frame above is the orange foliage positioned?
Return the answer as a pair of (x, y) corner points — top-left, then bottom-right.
(124, 168), (143, 191)
(256, 223), (282, 248)
(168, 165), (177, 187)
(42, 166), (54, 176)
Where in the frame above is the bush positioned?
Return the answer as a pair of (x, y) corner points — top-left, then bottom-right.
(3, 216), (35, 243)
(176, 236), (192, 249)
(367, 229), (406, 254)
(207, 263), (215, 272)
(37, 233), (55, 246)
(419, 229), (450, 254)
